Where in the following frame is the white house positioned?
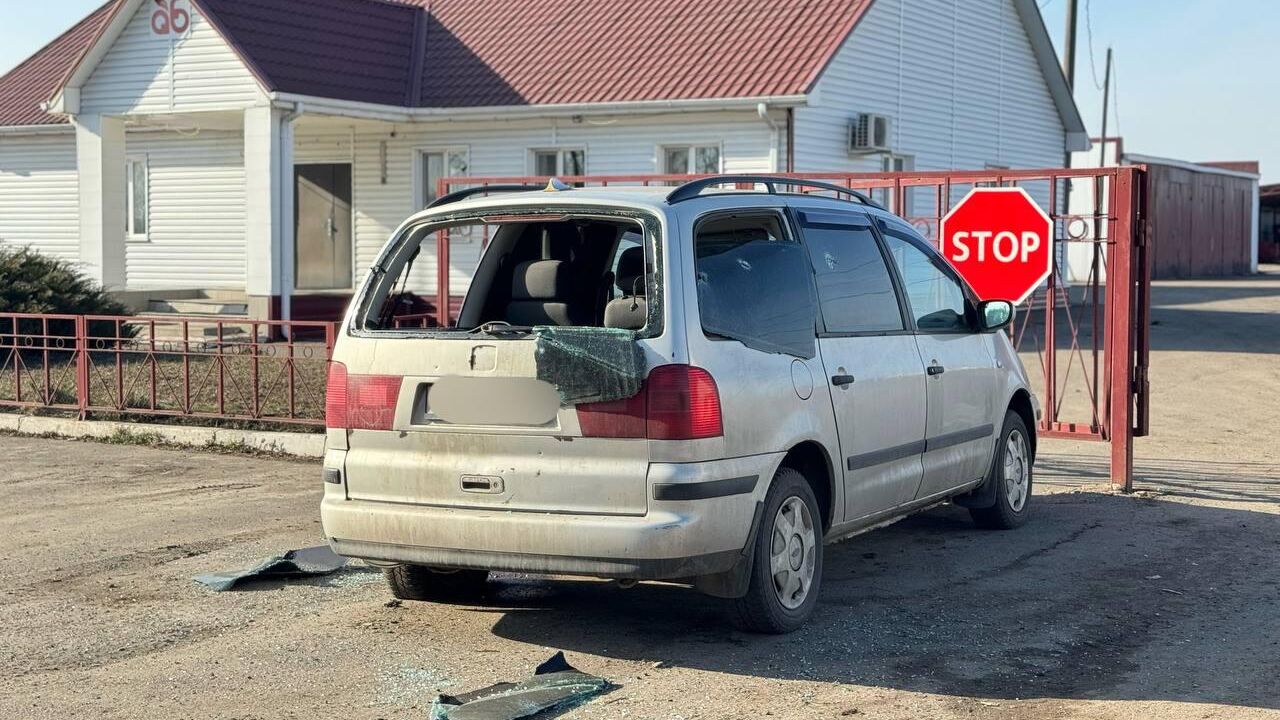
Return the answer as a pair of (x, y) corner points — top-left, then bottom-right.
(0, 0), (1086, 322)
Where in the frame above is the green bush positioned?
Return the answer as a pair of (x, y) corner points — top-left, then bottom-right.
(0, 245), (132, 316)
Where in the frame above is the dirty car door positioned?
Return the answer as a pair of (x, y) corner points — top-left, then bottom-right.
(878, 220), (996, 499)
(797, 210), (927, 521)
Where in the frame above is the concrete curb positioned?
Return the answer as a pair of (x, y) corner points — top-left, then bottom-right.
(1, 414), (325, 458)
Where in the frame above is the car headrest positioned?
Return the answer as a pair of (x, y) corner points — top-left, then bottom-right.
(511, 260), (569, 300)
(614, 246), (646, 296)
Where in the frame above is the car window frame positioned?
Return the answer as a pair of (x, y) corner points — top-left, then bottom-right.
(873, 217), (980, 336)
(690, 206), (819, 359)
(789, 207), (914, 339)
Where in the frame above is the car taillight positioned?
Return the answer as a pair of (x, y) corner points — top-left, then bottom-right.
(578, 364), (722, 440)
(325, 361), (402, 431)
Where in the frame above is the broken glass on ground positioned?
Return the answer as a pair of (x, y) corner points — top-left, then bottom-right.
(429, 652), (612, 720)
(193, 545), (348, 592)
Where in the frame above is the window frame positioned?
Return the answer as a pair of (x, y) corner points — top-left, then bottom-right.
(789, 208), (914, 339)
(528, 147), (586, 177)
(660, 142), (723, 174)
(125, 155), (149, 242)
(413, 145), (470, 210)
(873, 217), (979, 335)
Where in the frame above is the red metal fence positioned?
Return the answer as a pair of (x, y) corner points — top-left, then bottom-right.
(437, 168), (1151, 489)
(1, 168), (1150, 488)
(0, 313), (336, 427)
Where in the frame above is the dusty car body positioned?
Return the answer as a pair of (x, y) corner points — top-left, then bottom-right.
(320, 176), (1039, 633)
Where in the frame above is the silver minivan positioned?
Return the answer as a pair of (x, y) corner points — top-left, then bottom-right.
(321, 176), (1038, 633)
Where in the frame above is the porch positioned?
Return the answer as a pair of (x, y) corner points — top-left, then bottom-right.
(68, 104), (783, 327)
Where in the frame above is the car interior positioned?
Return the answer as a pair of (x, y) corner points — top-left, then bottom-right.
(371, 218), (650, 332)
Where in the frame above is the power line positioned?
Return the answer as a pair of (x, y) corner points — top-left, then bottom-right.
(1085, 0), (1104, 90)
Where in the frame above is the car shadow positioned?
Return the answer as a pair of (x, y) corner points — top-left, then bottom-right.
(478, 482), (1280, 709)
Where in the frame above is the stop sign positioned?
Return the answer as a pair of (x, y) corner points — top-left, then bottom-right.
(939, 187), (1053, 304)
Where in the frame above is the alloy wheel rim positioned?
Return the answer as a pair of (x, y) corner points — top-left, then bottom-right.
(1003, 429), (1029, 512)
(770, 496), (817, 610)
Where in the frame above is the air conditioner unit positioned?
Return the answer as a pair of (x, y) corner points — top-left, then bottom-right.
(849, 113), (892, 154)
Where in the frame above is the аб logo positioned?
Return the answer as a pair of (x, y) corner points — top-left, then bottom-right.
(151, 0), (191, 36)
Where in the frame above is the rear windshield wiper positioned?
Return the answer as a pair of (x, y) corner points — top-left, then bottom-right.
(467, 321), (534, 337)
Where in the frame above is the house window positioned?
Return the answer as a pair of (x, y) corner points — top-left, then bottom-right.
(419, 148), (469, 207)
(531, 148), (585, 178)
(882, 154), (914, 173)
(125, 157), (148, 239)
(662, 144), (721, 174)
(877, 154), (914, 210)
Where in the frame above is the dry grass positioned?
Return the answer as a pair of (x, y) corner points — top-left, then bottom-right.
(0, 344), (329, 429)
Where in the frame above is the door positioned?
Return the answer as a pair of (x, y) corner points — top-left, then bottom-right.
(878, 220), (996, 499)
(796, 210), (928, 521)
(295, 164), (353, 290)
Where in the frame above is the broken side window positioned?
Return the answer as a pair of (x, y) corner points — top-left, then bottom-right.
(693, 212), (817, 358)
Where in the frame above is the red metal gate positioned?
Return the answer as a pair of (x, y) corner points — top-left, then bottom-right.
(436, 168), (1151, 489)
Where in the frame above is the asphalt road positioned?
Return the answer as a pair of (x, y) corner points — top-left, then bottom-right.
(2, 272), (1278, 720)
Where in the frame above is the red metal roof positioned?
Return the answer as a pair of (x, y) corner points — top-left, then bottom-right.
(0, 0), (872, 125)
(415, 0), (871, 107)
(0, 2), (113, 126)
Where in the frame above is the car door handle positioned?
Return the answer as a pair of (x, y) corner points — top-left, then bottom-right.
(830, 374), (856, 387)
(927, 364), (946, 376)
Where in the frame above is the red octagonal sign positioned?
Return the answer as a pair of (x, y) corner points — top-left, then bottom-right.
(939, 188), (1053, 305)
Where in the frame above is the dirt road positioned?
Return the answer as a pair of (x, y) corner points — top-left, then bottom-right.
(2, 272), (1278, 719)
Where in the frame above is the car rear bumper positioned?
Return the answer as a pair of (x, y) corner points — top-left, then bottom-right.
(320, 452), (781, 579)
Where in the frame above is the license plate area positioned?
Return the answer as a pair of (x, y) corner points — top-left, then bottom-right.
(413, 376), (560, 427)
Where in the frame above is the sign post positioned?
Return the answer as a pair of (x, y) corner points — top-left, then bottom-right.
(939, 188), (1053, 305)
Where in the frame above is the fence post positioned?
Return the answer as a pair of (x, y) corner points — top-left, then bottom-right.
(436, 177), (451, 327)
(75, 315), (89, 420)
(1108, 169), (1137, 491)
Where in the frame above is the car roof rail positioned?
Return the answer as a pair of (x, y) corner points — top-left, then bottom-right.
(425, 183), (547, 210)
(665, 174), (883, 209)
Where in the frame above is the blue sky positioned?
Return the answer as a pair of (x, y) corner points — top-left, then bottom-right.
(1, 0), (1275, 181)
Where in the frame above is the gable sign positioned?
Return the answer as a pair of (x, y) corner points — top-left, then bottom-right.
(151, 0), (191, 36)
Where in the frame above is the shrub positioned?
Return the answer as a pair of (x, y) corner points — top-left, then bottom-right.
(0, 245), (132, 316)
(0, 245), (135, 345)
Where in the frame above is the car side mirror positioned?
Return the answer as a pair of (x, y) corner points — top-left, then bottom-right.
(978, 300), (1014, 332)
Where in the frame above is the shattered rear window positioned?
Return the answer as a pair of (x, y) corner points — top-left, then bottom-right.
(349, 207), (662, 405)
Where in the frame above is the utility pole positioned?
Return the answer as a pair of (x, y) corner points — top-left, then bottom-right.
(1060, 0), (1080, 230)
(1063, 0), (1079, 91)
(1098, 47), (1112, 166)
(1061, 0), (1079, 173)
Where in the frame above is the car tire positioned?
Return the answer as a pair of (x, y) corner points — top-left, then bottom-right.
(970, 410), (1033, 530)
(384, 565), (490, 602)
(729, 467), (824, 634)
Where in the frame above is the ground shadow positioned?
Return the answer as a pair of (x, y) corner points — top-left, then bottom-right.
(475, 484), (1280, 709)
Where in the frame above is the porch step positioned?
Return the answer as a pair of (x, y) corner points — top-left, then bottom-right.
(146, 298), (250, 316)
(128, 319), (253, 342)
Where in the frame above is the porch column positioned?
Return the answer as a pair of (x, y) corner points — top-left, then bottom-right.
(244, 105), (295, 322)
(74, 114), (126, 290)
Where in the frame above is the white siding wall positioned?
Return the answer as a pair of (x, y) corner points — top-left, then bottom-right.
(297, 110), (779, 295)
(124, 129), (246, 289)
(80, 1), (263, 116)
(795, 0), (1065, 183)
(0, 132), (80, 262)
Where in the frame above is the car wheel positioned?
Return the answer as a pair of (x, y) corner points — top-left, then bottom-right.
(384, 565), (490, 601)
(970, 410), (1033, 530)
(730, 467), (823, 634)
